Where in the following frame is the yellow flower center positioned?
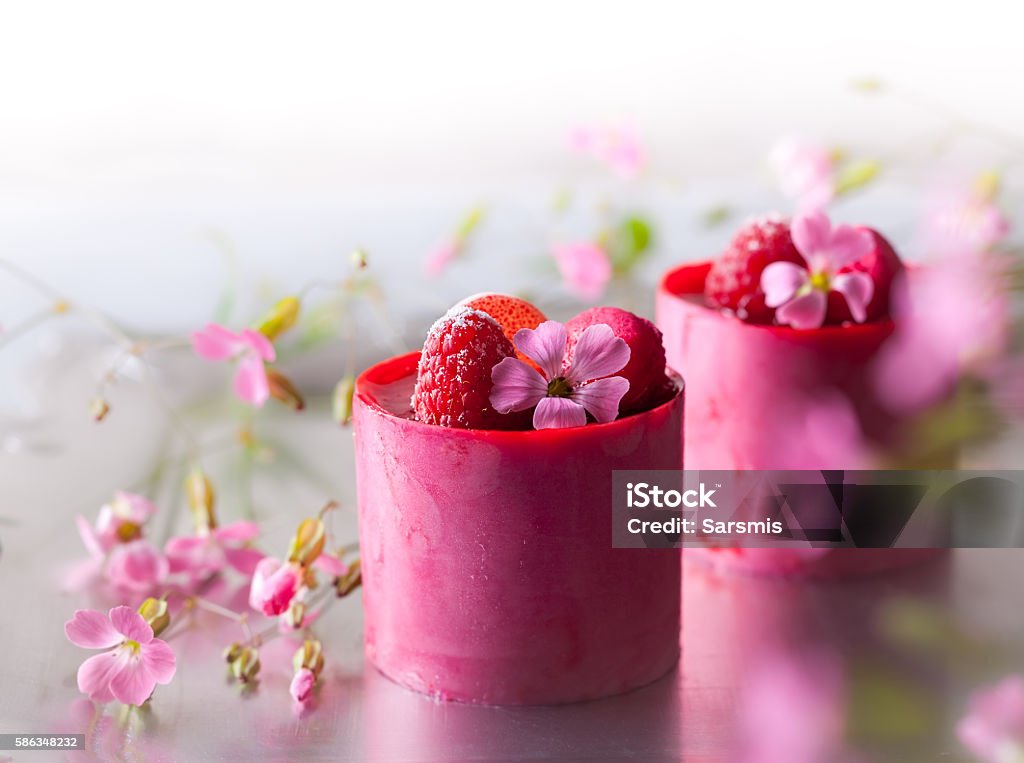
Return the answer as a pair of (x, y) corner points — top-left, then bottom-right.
(809, 270), (831, 292)
(123, 639), (141, 654)
(546, 377), (573, 398)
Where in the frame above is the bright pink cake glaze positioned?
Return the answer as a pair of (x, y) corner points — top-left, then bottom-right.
(354, 351), (684, 705)
(656, 262), (943, 579)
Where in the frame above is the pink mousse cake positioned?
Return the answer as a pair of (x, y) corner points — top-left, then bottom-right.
(655, 212), (942, 578)
(354, 295), (684, 704)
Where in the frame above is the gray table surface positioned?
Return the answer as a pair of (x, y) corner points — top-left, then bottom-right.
(0, 343), (1021, 762)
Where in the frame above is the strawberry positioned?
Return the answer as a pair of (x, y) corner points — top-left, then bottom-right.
(412, 308), (529, 429)
(704, 214), (805, 324)
(458, 293), (547, 354)
(825, 227), (903, 324)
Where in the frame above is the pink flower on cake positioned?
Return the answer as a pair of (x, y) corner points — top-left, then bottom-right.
(290, 667), (316, 704)
(569, 124), (645, 179)
(761, 211), (874, 329)
(165, 521), (264, 585)
(249, 556), (303, 616)
(957, 675), (1024, 763)
(76, 491), (157, 559)
(491, 320), (630, 429)
(552, 242), (612, 302)
(769, 137), (834, 213)
(64, 606), (176, 706)
(192, 324), (276, 407)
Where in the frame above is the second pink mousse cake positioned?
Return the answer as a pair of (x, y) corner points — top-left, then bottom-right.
(656, 213), (942, 578)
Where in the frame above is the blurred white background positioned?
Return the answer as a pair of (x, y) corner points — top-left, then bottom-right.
(0, 0), (1020, 349)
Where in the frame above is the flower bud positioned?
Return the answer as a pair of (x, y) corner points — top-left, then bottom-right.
(256, 296), (301, 341)
(332, 375), (355, 426)
(223, 641), (244, 663)
(335, 558), (362, 598)
(185, 469), (217, 532)
(230, 646), (261, 683)
(292, 638), (324, 677)
(89, 397), (110, 422)
(137, 597), (171, 638)
(267, 369), (305, 411)
(287, 518), (325, 567)
(284, 601), (307, 631)
(350, 248), (369, 269)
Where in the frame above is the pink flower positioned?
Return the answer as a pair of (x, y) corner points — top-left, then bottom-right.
(739, 650), (846, 763)
(569, 124), (645, 179)
(761, 211), (874, 329)
(552, 242), (612, 302)
(290, 667), (316, 704)
(957, 675), (1024, 763)
(769, 137), (835, 213)
(76, 492), (157, 559)
(165, 521), (263, 586)
(192, 324), (276, 407)
(248, 556), (303, 616)
(105, 539), (169, 592)
(64, 606), (176, 706)
(922, 186), (1009, 259)
(424, 240), (460, 278)
(873, 253), (1009, 412)
(491, 320), (630, 430)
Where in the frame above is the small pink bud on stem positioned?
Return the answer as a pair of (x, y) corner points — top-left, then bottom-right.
(267, 369), (305, 411)
(89, 397), (110, 422)
(138, 597), (171, 638)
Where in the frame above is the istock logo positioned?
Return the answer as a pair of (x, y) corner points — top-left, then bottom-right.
(626, 482), (717, 509)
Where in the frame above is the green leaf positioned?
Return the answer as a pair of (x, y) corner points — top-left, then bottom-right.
(455, 205), (487, 241)
(607, 216), (654, 275)
(834, 160), (881, 196)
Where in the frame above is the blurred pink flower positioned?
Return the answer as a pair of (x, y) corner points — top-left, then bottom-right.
(290, 667), (316, 704)
(106, 540), (169, 592)
(165, 521), (263, 587)
(249, 557), (303, 617)
(922, 187), (1009, 258)
(761, 211), (874, 329)
(424, 240), (460, 278)
(192, 324), (276, 407)
(739, 650), (846, 763)
(874, 253), (1009, 412)
(957, 675), (1024, 763)
(569, 124), (645, 179)
(769, 137), (834, 213)
(552, 242), (612, 302)
(76, 492), (157, 559)
(65, 606), (176, 706)
(491, 320), (630, 429)
(794, 393), (872, 469)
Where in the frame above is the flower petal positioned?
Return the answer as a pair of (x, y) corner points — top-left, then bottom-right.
(761, 262), (809, 308)
(552, 243), (612, 302)
(114, 492), (157, 523)
(776, 290), (828, 330)
(790, 211), (832, 261)
(213, 521), (261, 543)
(141, 639), (176, 685)
(65, 609), (122, 649)
(106, 541), (169, 593)
(571, 376), (630, 423)
(826, 224), (874, 270)
(240, 328), (277, 363)
(313, 553), (348, 578)
(565, 324), (630, 384)
(224, 547), (265, 576)
(234, 355), (270, 407)
(77, 651), (124, 702)
(75, 516), (106, 560)
(109, 651), (157, 706)
(191, 324), (241, 361)
(533, 396), (588, 429)
(490, 357), (549, 413)
(513, 321), (567, 379)
(832, 272), (874, 323)
(290, 667), (316, 704)
(109, 606), (154, 644)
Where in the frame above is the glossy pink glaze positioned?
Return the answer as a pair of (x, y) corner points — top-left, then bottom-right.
(656, 262), (942, 579)
(354, 352), (684, 704)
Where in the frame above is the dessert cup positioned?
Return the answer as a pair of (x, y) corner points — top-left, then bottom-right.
(354, 351), (684, 705)
(656, 261), (943, 578)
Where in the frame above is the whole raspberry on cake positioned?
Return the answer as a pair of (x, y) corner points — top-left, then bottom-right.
(412, 307), (529, 429)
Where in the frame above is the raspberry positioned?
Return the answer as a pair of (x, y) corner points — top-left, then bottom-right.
(458, 293), (547, 345)
(825, 227), (903, 324)
(412, 308), (529, 430)
(565, 307), (669, 413)
(704, 215), (805, 324)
